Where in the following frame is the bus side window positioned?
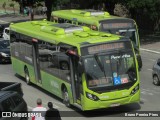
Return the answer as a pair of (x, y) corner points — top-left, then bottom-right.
(65, 20), (72, 24)
(91, 25), (98, 31)
(50, 16), (53, 22)
(38, 41), (59, 77)
(78, 22), (84, 25)
(82, 23), (91, 28)
(53, 16), (58, 23)
(59, 18), (65, 23)
(72, 21), (77, 25)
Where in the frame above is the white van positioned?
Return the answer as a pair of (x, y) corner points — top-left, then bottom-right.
(3, 27), (10, 40)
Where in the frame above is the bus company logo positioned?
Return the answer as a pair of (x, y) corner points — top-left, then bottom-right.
(2, 112), (11, 117)
(2, 112), (42, 118)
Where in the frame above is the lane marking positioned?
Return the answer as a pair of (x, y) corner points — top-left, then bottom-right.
(28, 106), (34, 110)
(147, 59), (156, 61)
(147, 69), (153, 71)
(0, 20), (9, 23)
(140, 48), (160, 54)
(141, 88), (160, 94)
(141, 91), (153, 95)
(140, 98), (147, 102)
(153, 87), (160, 90)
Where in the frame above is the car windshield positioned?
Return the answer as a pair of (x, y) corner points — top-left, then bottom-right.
(0, 40), (10, 49)
(83, 50), (137, 90)
(0, 25), (4, 32)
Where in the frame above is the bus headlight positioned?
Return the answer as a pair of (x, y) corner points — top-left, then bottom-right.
(130, 84), (139, 95)
(86, 92), (99, 101)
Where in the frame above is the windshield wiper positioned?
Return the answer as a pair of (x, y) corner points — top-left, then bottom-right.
(127, 67), (136, 81)
(94, 53), (107, 79)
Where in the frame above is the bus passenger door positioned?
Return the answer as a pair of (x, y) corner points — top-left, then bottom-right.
(71, 57), (82, 104)
(32, 39), (41, 84)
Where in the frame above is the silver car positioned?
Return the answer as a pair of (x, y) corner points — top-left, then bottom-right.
(152, 58), (160, 86)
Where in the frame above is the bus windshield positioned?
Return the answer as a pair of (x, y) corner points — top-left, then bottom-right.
(99, 20), (138, 49)
(101, 28), (138, 49)
(83, 50), (137, 91)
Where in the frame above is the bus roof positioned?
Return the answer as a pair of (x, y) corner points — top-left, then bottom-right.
(10, 20), (123, 47)
(51, 9), (134, 25)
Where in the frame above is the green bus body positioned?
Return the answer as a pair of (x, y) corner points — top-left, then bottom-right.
(10, 20), (140, 111)
(51, 9), (142, 69)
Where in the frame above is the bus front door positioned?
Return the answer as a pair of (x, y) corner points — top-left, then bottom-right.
(32, 39), (41, 84)
(71, 57), (82, 104)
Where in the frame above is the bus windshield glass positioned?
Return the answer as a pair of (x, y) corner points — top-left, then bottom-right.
(83, 50), (137, 91)
(99, 20), (138, 48)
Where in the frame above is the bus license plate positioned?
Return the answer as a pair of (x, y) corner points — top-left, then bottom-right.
(110, 103), (120, 107)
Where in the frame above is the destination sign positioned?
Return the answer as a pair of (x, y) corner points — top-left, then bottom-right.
(102, 23), (133, 29)
(81, 41), (132, 56)
(88, 42), (124, 54)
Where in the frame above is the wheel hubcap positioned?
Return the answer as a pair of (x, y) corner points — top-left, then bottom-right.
(64, 92), (69, 101)
(25, 73), (29, 83)
(153, 77), (158, 84)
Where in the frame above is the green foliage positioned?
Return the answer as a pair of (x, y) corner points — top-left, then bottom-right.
(2, 2), (6, 9)
(126, 0), (160, 19)
(9, 3), (15, 8)
(114, 4), (130, 18)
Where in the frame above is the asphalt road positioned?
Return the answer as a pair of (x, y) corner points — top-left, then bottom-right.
(0, 49), (160, 120)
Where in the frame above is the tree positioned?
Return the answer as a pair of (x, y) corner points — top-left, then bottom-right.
(114, 3), (130, 18)
(9, 2), (15, 14)
(45, 0), (54, 21)
(2, 2), (6, 13)
(100, 0), (160, 32)
(12, 0), (53, 20)
(126, 0), (160, 32)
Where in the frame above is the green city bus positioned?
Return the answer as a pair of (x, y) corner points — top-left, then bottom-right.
(51, 9), (142, 69)
(10, 20), (140, 111)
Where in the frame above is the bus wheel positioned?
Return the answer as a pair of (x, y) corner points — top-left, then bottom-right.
(153, 75), (160, 86)
(24, 68), (31, 85)
(63, 88), (70, 107)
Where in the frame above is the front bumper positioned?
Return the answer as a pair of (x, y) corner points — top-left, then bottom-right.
(82, 90), (140, 111)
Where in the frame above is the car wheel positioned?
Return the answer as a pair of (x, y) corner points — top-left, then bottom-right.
(63, 88), (70, 107)
(153, 75), (160, 86)
(24, 68), (31, 85)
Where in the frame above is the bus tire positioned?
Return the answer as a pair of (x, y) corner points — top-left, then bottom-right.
(63, 87), (70, 107)
(153, 75), (160, 86)
(24, 67), (31, 85)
